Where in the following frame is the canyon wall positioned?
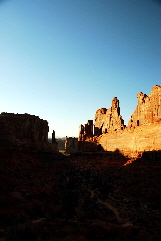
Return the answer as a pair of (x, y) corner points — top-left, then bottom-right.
(94, 97), (125, 135)
(70, 85), (161, 156)
(65, 137), (78, 153)
(78, 120), (93, 141)
(98, 85), (161, 156)
(127, 85), (161, 128)
(0, 113), (57, 151)
(99, 123), (161, 157)
(65, 136), (102, 153)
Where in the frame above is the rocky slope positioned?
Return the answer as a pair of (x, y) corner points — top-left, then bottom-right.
(0, 150), (161, 241)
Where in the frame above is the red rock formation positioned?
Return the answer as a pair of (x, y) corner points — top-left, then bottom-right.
(78, 120), (93, 141)
(75, 85), (161, 157)
(128, 85), (161, 128)
(99, 122), (161, 157)
(97, 85), (161, 156)
(78, 124), (85, 141)
(0, 113), (57, 151)
(65, 137), (78, 153)
(65, 136), (102, 153)
(52, 130), (56, 144)
(94, 97), (125, 135)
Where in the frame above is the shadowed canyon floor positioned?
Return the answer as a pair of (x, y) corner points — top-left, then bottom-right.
(0, 150), (161, 241)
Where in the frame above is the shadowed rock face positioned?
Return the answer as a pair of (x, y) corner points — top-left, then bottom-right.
(0, 113), (57, 151)
(78, 120), (93, 142)
(65, 137), (78, 153)
(0, 113), (48, 142)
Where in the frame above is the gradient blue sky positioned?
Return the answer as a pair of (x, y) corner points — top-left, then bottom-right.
(1, 0), (161, 137)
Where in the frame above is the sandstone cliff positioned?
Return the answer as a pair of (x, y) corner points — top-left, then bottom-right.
(98, 85), (161, 156)
(0, 113), (57, 151)
(74, 85), (161, 157)
(94, 97), (125, 135)
(99, 123), (161, 157)
(128, 85), (161, 128)
(78, 120), (93, 141)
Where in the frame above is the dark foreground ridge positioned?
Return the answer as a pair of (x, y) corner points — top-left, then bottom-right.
(0, 150), (161, 240)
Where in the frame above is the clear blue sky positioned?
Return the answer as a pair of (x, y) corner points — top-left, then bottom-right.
(0, 0), (161, 137)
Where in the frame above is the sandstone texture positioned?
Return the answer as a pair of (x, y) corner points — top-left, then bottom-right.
(0, 113), (57, 151)
(94, 97), (125, 135)
(74, 85), (161, 157)
(128, 85), (161, 128)
(99, 123), (161, 157)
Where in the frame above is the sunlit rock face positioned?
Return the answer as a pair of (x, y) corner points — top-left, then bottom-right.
(99, 122), (161, 157)
(0, 113), (57, 151)
(98, 85), (161, 157)
(76, 85), (161, 157)
(128, 85), (161, 128)
(94, 97), (125, 135)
